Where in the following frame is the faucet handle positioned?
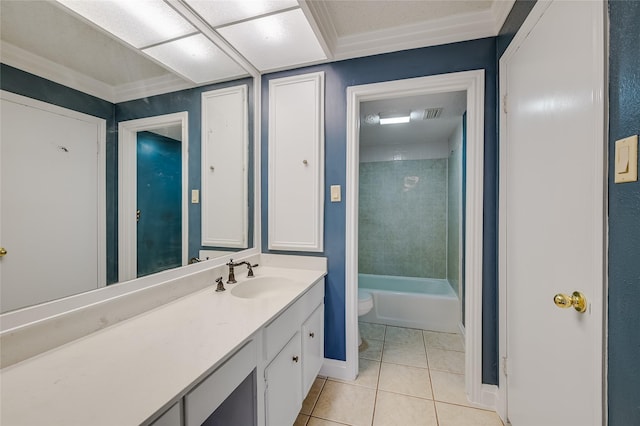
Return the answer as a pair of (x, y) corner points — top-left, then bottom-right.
(246, 263), (259, 277)
(215, 277), (226, 292)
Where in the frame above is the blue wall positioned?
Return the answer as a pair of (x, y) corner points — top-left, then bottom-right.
(115, 78), (255, 263)
(607, 1), (640, 424)
(0, 64), (119, 284)
(261, 38), (499, 383)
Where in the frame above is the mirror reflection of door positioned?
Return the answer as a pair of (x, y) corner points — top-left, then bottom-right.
(136, 129), (182, 278)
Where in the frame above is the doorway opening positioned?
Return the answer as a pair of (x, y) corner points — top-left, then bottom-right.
(345, 70), (492, 407)
(118, 112), (189, 282)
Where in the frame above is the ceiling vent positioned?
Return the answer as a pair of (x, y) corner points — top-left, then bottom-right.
(423, 107), (443, 119)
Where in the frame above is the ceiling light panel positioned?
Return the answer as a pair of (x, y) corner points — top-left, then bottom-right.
(143, 34), (247, 84)
(56, 0), (196, 48)
(185, 0), (299, 28)
(217, 8), (327, 71)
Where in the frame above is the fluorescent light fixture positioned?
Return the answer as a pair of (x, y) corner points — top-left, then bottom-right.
(217, 9), (327, 71)
(143, 34), (246, 84)
(379, 116), (410, 125)
(185, 0), (299, 28)
(56, 0), (196, 48)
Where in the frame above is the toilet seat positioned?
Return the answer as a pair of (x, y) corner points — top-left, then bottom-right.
(358, 290), (373, 316)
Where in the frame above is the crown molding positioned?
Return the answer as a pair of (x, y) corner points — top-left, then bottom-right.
(332, 9), (498, 61)
(113, 74), (195, 103)
(492, 0), (517, 33)
(301, 1), (515, 61)
(299, 0), (337, 58)
(1, 41), (116, 102)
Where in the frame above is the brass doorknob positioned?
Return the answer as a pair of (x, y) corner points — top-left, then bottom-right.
(0, 247), (6, 257)
(553, 291), (587, 313)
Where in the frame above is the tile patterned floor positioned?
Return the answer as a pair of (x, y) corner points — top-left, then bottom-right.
(294, 323), (504, 426)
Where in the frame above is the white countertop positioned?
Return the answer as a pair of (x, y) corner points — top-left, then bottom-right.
(0, 266), (326, 425)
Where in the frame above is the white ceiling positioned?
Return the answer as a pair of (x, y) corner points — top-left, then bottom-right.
(360, 91), (467, 147)
(0, 0), (513, 103)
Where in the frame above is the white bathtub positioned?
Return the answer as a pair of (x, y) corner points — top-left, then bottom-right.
(358, 274), (460, 333)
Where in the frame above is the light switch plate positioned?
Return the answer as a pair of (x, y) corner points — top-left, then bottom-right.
(615, 135), (638, 184)
(191, 189), (200, 203)
(330, 185), (341, 202)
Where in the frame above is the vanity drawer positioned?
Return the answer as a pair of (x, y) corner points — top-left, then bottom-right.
(263, 279), (324, 362)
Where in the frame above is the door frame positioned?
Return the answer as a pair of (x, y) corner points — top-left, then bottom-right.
(344, 70), (492, 407)
(118, 112), (189, 282)
(497, 0), (607, 421)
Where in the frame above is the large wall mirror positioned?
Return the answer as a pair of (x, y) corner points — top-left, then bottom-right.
(0, 0), (258, 314)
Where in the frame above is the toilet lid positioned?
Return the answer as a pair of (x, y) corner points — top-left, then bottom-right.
(358, 289), (372, 302)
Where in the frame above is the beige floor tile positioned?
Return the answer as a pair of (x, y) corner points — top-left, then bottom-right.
(378, 362), (432, 399)
(301, 377), (327, 415)
(427, 347), (465, 374)
(295, 414), (310, 426)
(359, 338), (384, 361)
(359, 322), (386, 341)
(436, 402), (504, 426)
(423, 331), (464, 352)
(373, 391), (438, 426)
(307, 417), (350, 426)
(384, 326), (425, 344)
(430, 370), (473, 407)
(382, 340), (428, 368)
(312, 381), (376, 426)
(332, 358), (380, 389)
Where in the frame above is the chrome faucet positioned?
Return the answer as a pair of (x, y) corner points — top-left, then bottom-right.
(226, 259), (259, 283)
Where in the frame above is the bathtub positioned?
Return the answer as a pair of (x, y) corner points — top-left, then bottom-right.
(358, 274), (460, 333)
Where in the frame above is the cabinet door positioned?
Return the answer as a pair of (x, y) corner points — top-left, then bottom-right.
(201, 85), (248, 248)
(265, 332), (302, 426)
(268, 72), (324, 252)
(302, 304), (324, 396)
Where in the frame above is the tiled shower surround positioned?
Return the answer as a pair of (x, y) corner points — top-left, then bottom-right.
(359, 159), (448, 278)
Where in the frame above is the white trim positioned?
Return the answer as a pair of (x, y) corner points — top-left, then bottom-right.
(118, 112), (189, 282)
(491, 0), (517, 34)
(498, 1), (606, 424)
(0, 40), (201, 105)
(345, 70), (486, 405)
(298, 0), (336, 59)
(113, 74), (195, 103)
(302, 1), (515, 61)
(334, 11), (496, 61)
(0, 90), (107, 289)
(1, 41), (116, 103)
(319, 358), (356, 381)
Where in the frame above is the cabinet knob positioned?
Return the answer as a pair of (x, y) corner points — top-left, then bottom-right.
(309, 332), (315, 338)
(302, 160), (308, 165)
(292, 355), (299, 363)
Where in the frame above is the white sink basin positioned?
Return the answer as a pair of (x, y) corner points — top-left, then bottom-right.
(230, 276), (302, 299)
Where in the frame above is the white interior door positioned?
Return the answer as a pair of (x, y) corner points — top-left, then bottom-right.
(501, 1), (605, 425)
(0, 93), (105, 312)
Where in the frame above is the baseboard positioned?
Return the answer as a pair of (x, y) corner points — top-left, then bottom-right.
(319, 358), (356, 381)
(474, 384), (498, 410)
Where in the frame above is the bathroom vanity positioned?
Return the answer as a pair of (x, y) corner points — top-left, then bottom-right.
(0, 255), (326, 426)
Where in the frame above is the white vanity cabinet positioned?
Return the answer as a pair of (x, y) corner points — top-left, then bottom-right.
(265, 331), (302, 426)
(263, 279), (325, 426)
(302, 303), (324, 395)
(268, 72), (325, 252)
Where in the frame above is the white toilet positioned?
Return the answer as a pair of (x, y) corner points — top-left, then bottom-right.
(357, 289), (374, 346)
